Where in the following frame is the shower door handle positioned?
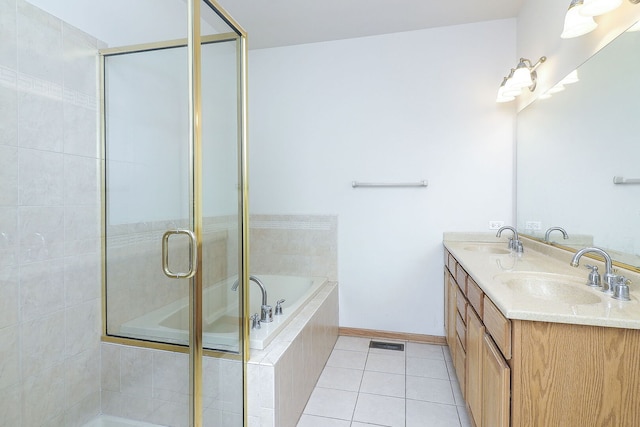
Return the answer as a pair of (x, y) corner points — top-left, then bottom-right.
(161, 229), (198, 279)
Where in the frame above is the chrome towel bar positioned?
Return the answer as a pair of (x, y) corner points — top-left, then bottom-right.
(351, 180), (428, 188)
(613, 176), (640, 185)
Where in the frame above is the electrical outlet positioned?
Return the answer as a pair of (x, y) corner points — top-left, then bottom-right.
(525, 221), (542, 230)
(488, 221), (504, 230)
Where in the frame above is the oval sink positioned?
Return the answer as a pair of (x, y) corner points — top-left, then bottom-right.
(499, 273), (601, 305)
(463, 245), (511, 255)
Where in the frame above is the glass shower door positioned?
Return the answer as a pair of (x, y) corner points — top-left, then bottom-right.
(102, 1), (248, 425)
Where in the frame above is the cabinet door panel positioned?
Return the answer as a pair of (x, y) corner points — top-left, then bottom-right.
(454, 335), (466, 397)
(445, 269), (458, 352)
(482, 334), (510, 427)
(466, 308), (484, 427)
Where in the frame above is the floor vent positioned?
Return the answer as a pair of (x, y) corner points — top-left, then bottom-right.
(369, 341), (404, 351)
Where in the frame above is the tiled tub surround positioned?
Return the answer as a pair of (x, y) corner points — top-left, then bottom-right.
(107, 214), (336, 336)
(99, 281), (339, 427)
(106, 216), (236, 335)
(247, 281), (339, 427)
(119, 275), (327, 351)
(250, 215), (338, 281)
(0, 1), (103, 426)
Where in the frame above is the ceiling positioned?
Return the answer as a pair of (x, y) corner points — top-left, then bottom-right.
(215, 0), (525, 49)
(26, 0), (524, 49)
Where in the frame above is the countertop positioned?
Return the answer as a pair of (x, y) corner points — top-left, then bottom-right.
(443, 233), (640, 330)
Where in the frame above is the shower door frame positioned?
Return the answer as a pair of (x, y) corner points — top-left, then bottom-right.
(98, 1), (250, 426)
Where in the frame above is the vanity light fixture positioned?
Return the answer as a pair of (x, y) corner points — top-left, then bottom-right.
(581, 0), (623, 16)
(540, 69), (580, 100)
(496, 76), (519, 103)
(561, 0), (598, 38)
(562, 0), (640, 38)
(496, 57), (546, 103)
(560, 70), (580, 85)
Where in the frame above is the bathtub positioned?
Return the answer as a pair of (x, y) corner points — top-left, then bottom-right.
(120, 275), (327, 350)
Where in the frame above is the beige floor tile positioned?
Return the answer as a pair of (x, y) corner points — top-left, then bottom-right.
(326, 349), (368, 370)
(406, 357), (449, 379)
(296, 414), (351, 427)
(353, 393), (405, 427)
(364, 353), (405, 375)
(405, 342), (445, 360)
(303, 388), (357, 421)
(406, 399), (461, 427)
(333, 336), (370, 352)
(359, 371), (405, 398)
(316, 366), (363, 392)
(406, 376), (455, 405)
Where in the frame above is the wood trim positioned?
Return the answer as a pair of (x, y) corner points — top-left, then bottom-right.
(339, 327), (447, 345)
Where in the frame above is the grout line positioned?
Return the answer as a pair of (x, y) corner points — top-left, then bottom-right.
(299, 338), (462, 427)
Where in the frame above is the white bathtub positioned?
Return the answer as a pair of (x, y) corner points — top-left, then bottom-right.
(120, 275), (327, 350)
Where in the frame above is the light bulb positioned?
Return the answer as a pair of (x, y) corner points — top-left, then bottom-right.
(561, 1), (598, 38)
(547, 84), (566, 94)
(580, 0), (622, 16)
(560, 70), (579, 85)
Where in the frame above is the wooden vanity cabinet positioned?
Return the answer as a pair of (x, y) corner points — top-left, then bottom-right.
(444, 254), (509, 427)
(445, 251), (469, 394)
(444, 266), (457, 362)
(444, 248), (640, 427)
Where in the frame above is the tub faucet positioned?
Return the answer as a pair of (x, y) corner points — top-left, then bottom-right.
(496, 226), (523, 253)
(570, 247), (616, 294)
(544, 226), (569, 243)
(232, 275), (272, 323)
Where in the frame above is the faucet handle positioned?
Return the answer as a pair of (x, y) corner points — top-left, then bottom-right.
(250, 313), (261, 329)
(613, 276), (631, 301)
(514, 240), (524, 253)
(585, 265), (601, 288)
(275, 299), (286, 315)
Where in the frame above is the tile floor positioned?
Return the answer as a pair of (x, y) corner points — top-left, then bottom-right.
(296, 336), (472, 427)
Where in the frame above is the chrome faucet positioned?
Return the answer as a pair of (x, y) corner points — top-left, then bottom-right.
(544, 226), (569, 243)
(231, 275), (273, 322)
(570, 247), (616, 294)
(496, 226), (523, 253)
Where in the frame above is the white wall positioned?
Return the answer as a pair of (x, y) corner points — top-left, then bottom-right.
(249, 19), (516, 336)
(517, 0), (640, 110)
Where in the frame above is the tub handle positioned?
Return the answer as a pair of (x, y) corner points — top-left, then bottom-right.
(161, 229), (198, 279)
(275, 299), (286, 315)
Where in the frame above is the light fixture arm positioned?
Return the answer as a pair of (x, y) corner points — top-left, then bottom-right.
(529, 56), (547, 71)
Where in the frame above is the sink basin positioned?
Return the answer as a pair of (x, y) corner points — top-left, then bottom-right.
(496, 273), (602, 305)
(463, 244), (511, 255)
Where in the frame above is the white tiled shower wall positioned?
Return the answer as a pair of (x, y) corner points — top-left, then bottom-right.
(0, 0), (102, 426)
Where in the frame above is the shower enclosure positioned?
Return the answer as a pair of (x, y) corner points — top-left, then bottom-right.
(101, 1), (248, 426)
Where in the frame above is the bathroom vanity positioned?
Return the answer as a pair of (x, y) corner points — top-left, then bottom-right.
(444, 234), (640, 427)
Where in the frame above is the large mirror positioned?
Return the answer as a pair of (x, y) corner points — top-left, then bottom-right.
(517, 23), (640, 270)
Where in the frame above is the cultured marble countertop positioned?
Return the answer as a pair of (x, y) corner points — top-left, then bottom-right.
(443, 233), (640, 330)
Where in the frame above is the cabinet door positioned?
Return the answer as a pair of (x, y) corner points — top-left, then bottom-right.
(482, 333), (510, 427)
(445, 269), (458, 354)
(466, 308), (484, 427)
